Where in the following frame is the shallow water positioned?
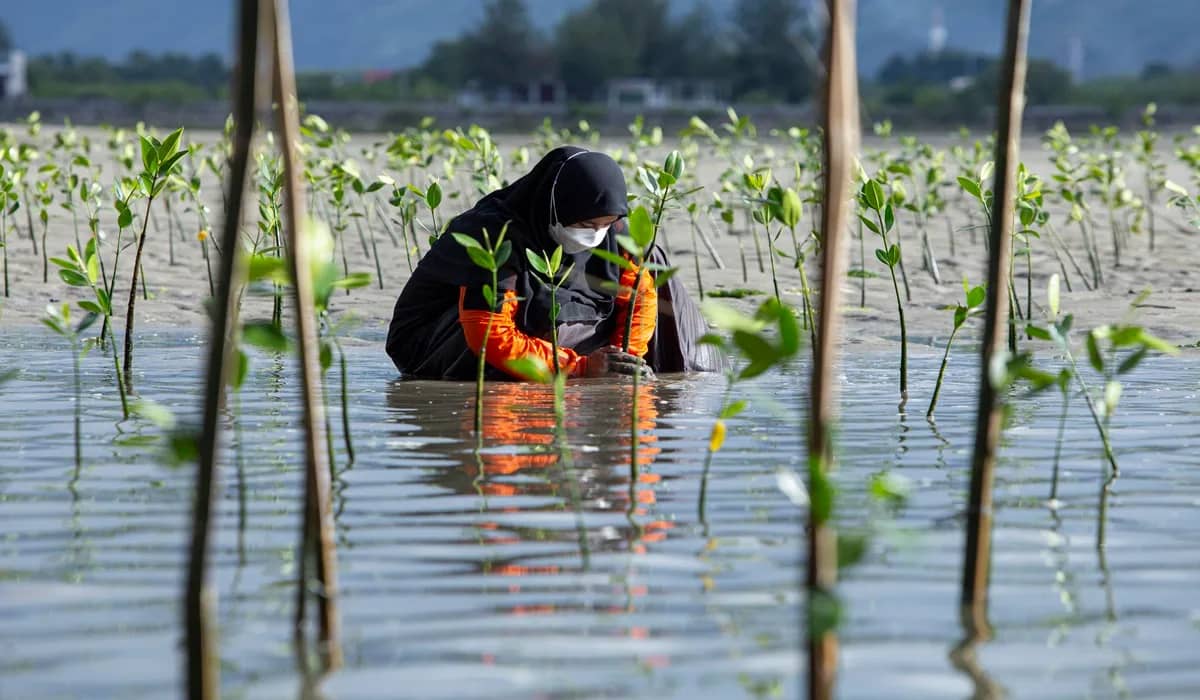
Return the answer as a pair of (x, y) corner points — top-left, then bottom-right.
(1, 331), (1198, 699)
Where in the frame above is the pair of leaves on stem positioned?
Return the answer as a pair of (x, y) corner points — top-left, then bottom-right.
(701, 297), (801, 381)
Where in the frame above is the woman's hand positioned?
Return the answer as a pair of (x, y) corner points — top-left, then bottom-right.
(584, 346), (655, 379)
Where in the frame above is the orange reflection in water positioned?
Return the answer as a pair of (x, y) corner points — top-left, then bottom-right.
(387, 377), (678, 672)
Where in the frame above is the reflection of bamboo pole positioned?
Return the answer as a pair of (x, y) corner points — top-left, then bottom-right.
(962, 0), (1030, 633)
(267, 0), (343, 669)
(807, 2), (859, 698)
(186, 0), (263, 697)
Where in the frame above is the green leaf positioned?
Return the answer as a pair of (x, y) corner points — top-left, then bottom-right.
(246, 254), (288, 284)
(1086, 331), (1104, 373)
(1135, 330), (1177, 355)
(494, 240), (512, 268)
(958, 176), (982, 200)
(117, 205), (134, 229)
(628, 205), (654, 250)
(733, 330), (778, 379)
(953, 306), (968, 329)
(549, 245), (563, 275)
(1117, 347), (1148, 375)
(75, 311), (100, 335)
(719, 400), (747, 419)
(465, 246), (495, 271)
(425, 181), (442, 209)
(232, 347), (249, 389)
(242, 321), (290, 352)
(86, 252), (100, 284)
(863, 179), (886, 210)
(589, 247), (636, 271)
(331, 272), (372, 289)
(1026, 324), (1052, 341)
(451, 232), (484, 251)
(837, 533), (869, 569)
(139, 135), (158, 174)
(663, 150), (684, 180)
(701, 299), (766, 334)
(78, 300), (103, 315)
(157, 151), (187, 176)
(158, 127), (183, 162)
(525, 248), (550, 276)
(319, 341), (333, 372)
(503, 355), (552, 383)
(846, 268), (878, 279)
(874, 248), (890, 267)
(58, 268), (90, 287)
(883, 201), (895, 233)
(652, 267), (680, 288)
(858, 214), (880, 235)
(771, 299), (801, 356)
(967, 285), (986, 310)
(780, 188), (802, 229)
(481, 284), (496, 310)
(887, 244), (901, 266)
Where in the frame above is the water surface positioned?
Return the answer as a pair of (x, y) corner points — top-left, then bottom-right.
(1, 332), (1198, 699)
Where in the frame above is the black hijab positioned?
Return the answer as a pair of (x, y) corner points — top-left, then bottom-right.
(418, 146), (631, 338)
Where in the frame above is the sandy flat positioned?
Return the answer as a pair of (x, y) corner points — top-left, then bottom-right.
(1, 126), (1196, 363)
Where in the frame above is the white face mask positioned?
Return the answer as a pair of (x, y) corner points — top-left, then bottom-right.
(549, 222), (610, 254)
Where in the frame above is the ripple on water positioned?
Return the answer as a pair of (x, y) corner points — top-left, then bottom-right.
(1, 335), (1198, 698)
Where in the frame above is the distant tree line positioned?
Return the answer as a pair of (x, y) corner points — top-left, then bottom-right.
(7, 10), (1200, 120)
(27, 51), (228, 103)
(416, 0), (818, 103)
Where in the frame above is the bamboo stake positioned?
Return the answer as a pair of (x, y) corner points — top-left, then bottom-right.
(185, 0), (263, 696)
(807, 2), (859, 698)
(961, 0), (1031, 633)
(267, 0), (343, 669)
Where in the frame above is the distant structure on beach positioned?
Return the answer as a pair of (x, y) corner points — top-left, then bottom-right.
(929, 6), (948, 54)
(0, 50), (28, 100)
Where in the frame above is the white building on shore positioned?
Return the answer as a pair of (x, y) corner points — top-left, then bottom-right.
(0, 50), (28, 99)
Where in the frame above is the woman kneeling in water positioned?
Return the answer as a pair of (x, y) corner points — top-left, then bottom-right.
(386, 146), (719, 380)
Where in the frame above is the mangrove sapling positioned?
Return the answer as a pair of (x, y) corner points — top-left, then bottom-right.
(927, 279), (986, 419)
(741, 167), (781, 299)
(768, 185), (816, 342)
(0, 168), (15, 297)
(525, 245), (574, 421)
(450, 224), (513, 440)
(123, 127), (187, 393)
(959, 161), (1022, 353)
(181, 147), (216, 296)
(411, 179), (445, 248)
(1046, 123), (1104, 288)
(51, 238), (130, 418)
(710, 193), (747, 284)
(1024, 275), (1178, 482)
(1135, 104), (1167, 251)
(685, 202), (706, 297)
(858, 177), (909, 408)
(243, 225), (373, 469)
(348, 174), (387, 289)
(42, 302), (100, 468)
(255, 150), (286, 324)
(599, 152), (688, 476)
(696, 297), (800, 523)
(6, 141), (38, 257)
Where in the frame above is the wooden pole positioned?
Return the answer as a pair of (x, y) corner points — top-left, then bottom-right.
(807, 1), (859, 698)
(267, 0), (343, 669)
(185, 0), (263, 696)
(961, 0), (1031, 632)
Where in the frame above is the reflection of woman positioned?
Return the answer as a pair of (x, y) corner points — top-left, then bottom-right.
(385, 146), (720, 380)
